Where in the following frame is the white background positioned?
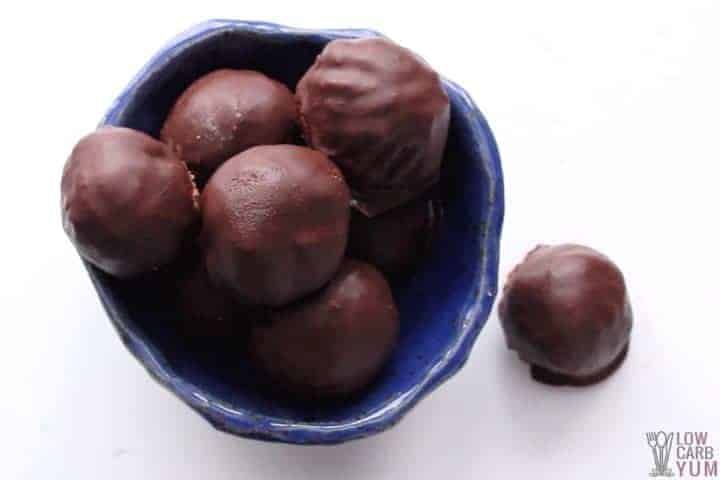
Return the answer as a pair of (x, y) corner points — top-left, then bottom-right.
(2, 1), (719, 478)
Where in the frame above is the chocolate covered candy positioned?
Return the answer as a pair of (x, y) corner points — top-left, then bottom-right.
(499, 244), (633, 386)
(249, 259), (399, 399)
(161, 69), (296, 182)
(348, 198), (439, 275)
(61, 127), (199, 277)
(176, 260), (260, 346)
(201, 145), (350, 306)
(297, 37), (450, 216)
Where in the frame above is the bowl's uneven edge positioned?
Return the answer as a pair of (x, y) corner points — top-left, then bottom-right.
(90, 19), (505, 444)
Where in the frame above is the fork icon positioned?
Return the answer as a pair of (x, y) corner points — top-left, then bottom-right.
(647, 432), (662, 474)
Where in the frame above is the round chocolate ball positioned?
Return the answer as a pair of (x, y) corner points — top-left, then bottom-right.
(348, 198), (440, 275)
(61, 127), (199, 277)
(297, 37), (450, 216)
(249, 259), (399, 399)
(176, 260), (261, 346)
(499, 244), (632, 386)
(201, 145), (350, 306)
(161, 69), (297, 182)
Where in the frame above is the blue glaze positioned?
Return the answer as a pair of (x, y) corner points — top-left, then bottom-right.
(89, 20), (505, 444)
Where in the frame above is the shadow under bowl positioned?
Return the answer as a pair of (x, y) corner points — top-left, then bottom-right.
(88, 19), (505, 444)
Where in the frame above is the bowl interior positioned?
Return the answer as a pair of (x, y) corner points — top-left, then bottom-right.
(95, 21), (501, 441)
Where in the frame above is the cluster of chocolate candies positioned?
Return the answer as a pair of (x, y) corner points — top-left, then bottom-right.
(61, 37), (450, 399)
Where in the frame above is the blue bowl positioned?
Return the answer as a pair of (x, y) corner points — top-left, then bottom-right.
(90, 20), (504, 444)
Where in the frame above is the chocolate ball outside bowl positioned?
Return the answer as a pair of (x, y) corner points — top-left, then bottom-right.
(201, 145), (351, 306)
(347, 198), (440, 276)
(161, 69), (297, 183)
(249, 259), (399, 400)
(499, 244), (632, 386)
(61, 126), (199, 277)
(297, 37), (450, 216)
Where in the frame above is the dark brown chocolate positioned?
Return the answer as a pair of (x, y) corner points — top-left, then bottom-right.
(297, 37), (450, 216)
(249, 259), (399, 399)
(61, 127), (199, 277)
(200, 145), (350, 306)
(161, 69), (297, 182)
(499, 244), (632, 386)
(176, 260), (260, 347)
(348, 198), (439, 275)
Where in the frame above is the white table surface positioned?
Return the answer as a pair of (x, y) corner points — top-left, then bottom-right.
(3, 1), (719, 478)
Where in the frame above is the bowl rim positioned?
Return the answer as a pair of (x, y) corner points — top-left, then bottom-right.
(93, 19), (505, 444)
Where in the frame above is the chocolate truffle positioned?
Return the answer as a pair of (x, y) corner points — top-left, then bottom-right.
(176, 260), (260, 346)
(61, 127), (199, 277)
(249, 259), (399, 399)
(499, 244), (633, 386)
(201, 145), (350, 306)
(348, 198), (440, 275)
(297, 37), (450, 216)
(161, 69), (296, 182)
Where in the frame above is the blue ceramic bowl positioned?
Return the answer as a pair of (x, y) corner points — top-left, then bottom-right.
(90, 20), (504, 444)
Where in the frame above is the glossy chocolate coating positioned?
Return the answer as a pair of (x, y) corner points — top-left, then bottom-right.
(249, 259), (399, 399)
(297, 38), (450, 216)
(348, 198), (439, 275)
(61, 127), (199, 277)
(161, 69), (297, 182)
(499, 245), (632, 386)
(201, 145), (350, 306)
